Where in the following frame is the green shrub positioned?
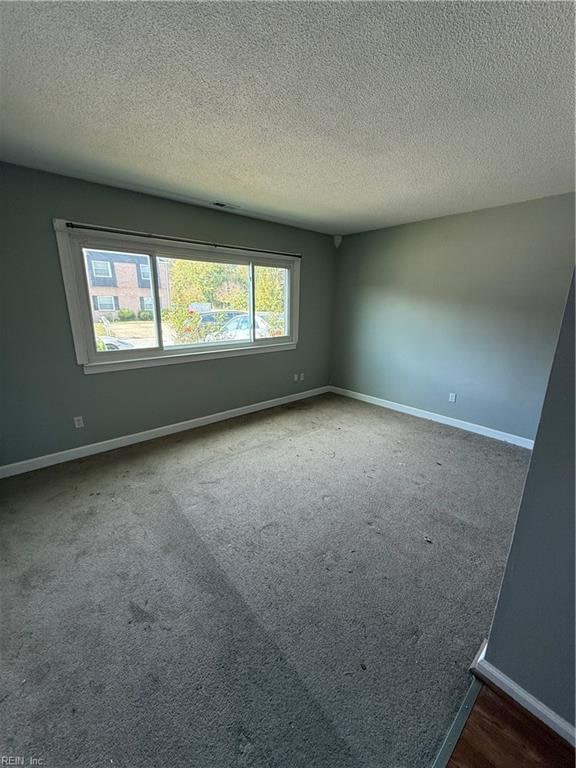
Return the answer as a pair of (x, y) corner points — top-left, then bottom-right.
(138, 310), (153, 321)
(162, 306), (203, 344)
(117, 308), (136, 321)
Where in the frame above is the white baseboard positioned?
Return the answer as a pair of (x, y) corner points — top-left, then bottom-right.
(0, 386), (331, 479)
(0, 384), (534, 479)
(329, 386), (534, 449)
(471, 642), (576, 746)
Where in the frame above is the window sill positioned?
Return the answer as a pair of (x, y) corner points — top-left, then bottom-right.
(83, 341), (297, 374)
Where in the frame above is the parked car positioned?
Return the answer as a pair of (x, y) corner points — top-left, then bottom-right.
(205, 313), (270, 341)
(98, 336), (135, 351)
(188, 309), (244, 326)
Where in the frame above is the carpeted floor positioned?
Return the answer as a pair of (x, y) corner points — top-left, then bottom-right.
(0, 394), (530, 768)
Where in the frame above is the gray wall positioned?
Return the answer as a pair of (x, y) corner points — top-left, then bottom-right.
(332, 195), (575, 440)
(485, 276), (575, 726)
(1, 164), (574, 467)
(0, 163), (336, 465)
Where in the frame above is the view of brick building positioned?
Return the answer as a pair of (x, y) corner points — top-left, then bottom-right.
(85, 250), (170, 319)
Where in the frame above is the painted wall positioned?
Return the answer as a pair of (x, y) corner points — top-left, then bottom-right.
(331, 195), (575, 440)
(0, 163), (335, 465)
(1, 163), (573, 467)
(485, 276), (575, 726)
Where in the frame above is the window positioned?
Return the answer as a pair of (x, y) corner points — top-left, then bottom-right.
(84, 249), (159, 351)
(254, 265), (289, 338)
(54, 220), (300, 373)
(158, 257), (251, 348)
(93, 295), (117, 311)
(92, 260), (112, 278)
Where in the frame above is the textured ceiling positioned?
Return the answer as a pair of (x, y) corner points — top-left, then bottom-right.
(1, 1), (574, 234)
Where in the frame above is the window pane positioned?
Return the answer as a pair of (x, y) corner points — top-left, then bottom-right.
(83, 249), (158, 353)
(93, 260), (112, 278)
(97, 296), (115, 311)
(254, 265), (289, 338)
(157, 257), (250, 347)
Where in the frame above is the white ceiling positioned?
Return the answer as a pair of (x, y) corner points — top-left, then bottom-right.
(1, 1), (573, 235)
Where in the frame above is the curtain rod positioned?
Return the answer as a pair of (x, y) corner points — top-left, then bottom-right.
(65, 222), (302, 258)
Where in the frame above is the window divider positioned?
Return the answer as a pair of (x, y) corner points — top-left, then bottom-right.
(151, 253), (164, 350)
(249, 261), (256, 343)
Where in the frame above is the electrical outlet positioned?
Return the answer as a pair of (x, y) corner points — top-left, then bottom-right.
(73, 416), (85, 429)
(293, 373), (299, 382)
(449, 393), (457, 403)
(299, 372), (305, 381)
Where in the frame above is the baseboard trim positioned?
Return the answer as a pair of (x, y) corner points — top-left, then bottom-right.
(0, 384), (535, 479)
(471, 642), (576, 746)
(329, 386), (534, 449)
(0, 386), (331, 479)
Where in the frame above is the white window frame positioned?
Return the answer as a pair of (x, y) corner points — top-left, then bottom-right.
(139, 263), (151, 281)
(54, 219), (300, 374)
(94, 295), (116, 311)
(92, 259), (112, 278)
(139, 295), (154, 311)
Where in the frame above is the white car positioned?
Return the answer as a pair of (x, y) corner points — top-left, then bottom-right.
(206, 313), (270, 341)
(98, 336), (135, 351)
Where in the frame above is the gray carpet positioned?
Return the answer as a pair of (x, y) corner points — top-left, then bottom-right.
(0, 394), (530, 768)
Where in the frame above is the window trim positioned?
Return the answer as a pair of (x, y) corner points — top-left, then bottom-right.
(91, 259), (112, 278)
(54, 219), (300, 374)
(139, 295), (154, 312)
(93, 295), (117, 311)
(139, 263), (151, 280)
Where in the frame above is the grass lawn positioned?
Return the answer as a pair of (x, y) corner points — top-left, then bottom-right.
(94, 321), (156, 340)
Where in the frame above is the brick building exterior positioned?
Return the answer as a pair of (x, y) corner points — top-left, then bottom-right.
(86, 251), (170, 319)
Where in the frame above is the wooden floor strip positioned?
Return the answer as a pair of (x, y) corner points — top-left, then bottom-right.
(446, 683), (574, 767)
